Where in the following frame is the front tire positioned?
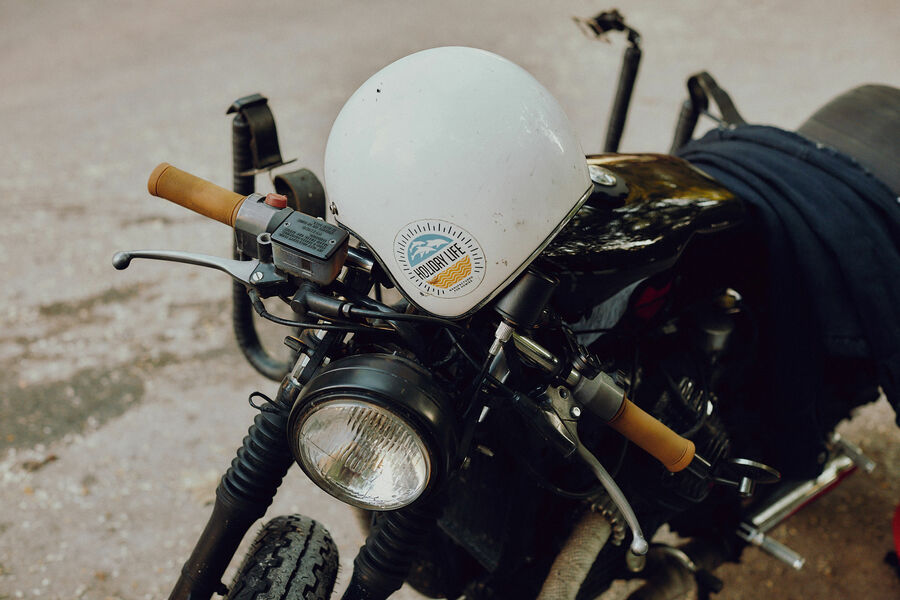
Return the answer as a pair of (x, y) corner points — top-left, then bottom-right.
(226, 515), (339, 600)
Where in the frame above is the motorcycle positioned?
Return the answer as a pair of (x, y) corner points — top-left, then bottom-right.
(113, 11), (900, 600)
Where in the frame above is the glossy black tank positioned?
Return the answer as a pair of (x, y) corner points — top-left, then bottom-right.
(541, 153), (744, 311)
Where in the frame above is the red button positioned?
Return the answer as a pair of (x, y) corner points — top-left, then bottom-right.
(264, 193), (288, 209)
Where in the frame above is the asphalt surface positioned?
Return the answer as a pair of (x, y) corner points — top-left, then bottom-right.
(2, 1), (899, 599)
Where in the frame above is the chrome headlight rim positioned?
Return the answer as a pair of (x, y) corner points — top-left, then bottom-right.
(288, 353), (457, 511)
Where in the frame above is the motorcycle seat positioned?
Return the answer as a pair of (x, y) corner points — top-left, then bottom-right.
(798, 84), (900, 196)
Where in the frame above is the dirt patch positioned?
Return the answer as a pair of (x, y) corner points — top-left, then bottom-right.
(0, 365), (144, 452)
(119, 214), (180, 227)
(37, 283), (145, 318)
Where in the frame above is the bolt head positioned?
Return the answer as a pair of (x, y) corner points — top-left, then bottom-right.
(588, 164), (617, 186)
(570, 405), (582, 418)
(251, 271), (264, 282)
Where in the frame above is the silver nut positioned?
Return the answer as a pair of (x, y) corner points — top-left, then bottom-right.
(570, 405), (582, 418)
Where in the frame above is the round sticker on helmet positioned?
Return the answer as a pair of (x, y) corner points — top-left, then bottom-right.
(394, 220), (486, 298)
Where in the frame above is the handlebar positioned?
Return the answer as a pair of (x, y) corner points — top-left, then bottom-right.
(607, 398), (695, 472)
(148, 163), (246, 226)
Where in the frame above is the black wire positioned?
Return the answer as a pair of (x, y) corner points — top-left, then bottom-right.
(627, 338), (641, 405)
(247, 290), (377, 333)
(348, 307), (472, 336)
(444, 329), (515, 394)
(517, 456), (607, 500)
(456, 352), (496, 460)
(445, 328), (483, 368)
(327, 279), (481, 345)
(430, 342), (459, 368)
(573, 327), (615, 334)
(305, 310), (393, 331)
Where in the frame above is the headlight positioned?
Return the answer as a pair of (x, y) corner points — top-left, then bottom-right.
(288, 354), (456, 510)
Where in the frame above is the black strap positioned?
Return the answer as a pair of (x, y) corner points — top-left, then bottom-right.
(687, 72), (747, 127)
(226, 94), (289, 173)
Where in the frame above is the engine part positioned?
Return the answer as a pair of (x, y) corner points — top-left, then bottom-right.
(536, 511), (612, 600)
(625, 544), (725, 600)
(590, 491), (627, 547)
(696, 308), (734, 358)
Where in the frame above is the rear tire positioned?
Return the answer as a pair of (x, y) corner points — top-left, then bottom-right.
(226, 515), (338, 600)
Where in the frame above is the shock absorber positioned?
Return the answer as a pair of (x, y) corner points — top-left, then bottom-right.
(167, 377), (301, 600)
(342, 500), (443, 600)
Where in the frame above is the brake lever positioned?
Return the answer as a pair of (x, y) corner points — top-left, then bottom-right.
(112, 250), (288, 292)
(514, 385), (649, 557)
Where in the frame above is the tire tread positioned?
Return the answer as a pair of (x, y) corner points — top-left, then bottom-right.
(226, 515), (338, 600)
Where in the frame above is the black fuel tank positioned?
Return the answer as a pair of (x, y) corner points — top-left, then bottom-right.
(542, 153), (743, 313)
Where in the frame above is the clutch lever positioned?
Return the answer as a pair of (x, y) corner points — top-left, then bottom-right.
(112, 250), (289, 294)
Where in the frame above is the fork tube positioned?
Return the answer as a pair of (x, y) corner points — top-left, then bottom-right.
(168, 377), (301, 600)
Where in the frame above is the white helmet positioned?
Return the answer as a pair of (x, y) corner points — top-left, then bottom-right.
(325, 46), (591, 318)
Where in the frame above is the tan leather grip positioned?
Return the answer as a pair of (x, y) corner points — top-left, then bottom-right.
(147, 163), (245, 226)
(607, 398), (695, 472)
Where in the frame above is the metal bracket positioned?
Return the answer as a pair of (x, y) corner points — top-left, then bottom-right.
(226, 94), (296, 175)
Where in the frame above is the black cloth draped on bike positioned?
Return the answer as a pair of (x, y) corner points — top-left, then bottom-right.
(678, 125), (900, 476)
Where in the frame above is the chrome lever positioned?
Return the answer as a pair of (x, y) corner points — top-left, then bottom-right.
(112, 250), (287, 288)
(540, 386), (649, 556)
(575, 441), (649, 556)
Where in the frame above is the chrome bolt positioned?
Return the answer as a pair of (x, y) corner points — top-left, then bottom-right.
(588, 164), (617, 186)
(570, 405), (582, 419)
(251, 271), (264, 282)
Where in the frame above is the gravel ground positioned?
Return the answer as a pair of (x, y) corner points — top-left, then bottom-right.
(1, 1), (899, 599)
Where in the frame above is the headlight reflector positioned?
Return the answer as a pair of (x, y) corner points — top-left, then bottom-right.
(295, 398), (431, 510)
